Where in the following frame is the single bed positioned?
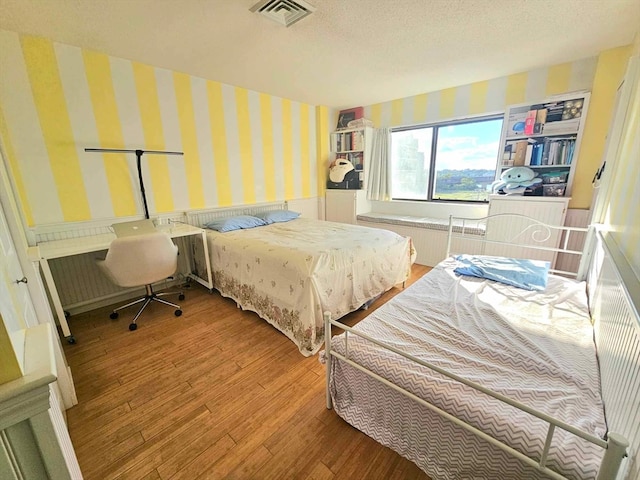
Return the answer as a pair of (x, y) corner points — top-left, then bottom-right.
(323, 215), (638, 480)
(186, 203), (414, 356)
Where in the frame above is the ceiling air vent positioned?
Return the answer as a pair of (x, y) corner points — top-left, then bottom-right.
(250, 0), (315, 27)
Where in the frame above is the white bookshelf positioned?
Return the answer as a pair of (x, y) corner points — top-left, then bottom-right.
(329, 126), (372, 190)
(497, 92), (590, 197)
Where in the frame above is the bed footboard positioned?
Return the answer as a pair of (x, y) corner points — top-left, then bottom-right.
(323, 312), (628, 480)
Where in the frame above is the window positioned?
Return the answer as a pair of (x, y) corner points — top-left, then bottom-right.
(390, 116), (503, 202)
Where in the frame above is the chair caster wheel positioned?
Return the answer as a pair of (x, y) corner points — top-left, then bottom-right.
(178, 294), (185, 301)
(129, 323), (137, 331)
(174, 309), (182, 317)
(67, 336), (76, 344)
(110, 312), (119, 320)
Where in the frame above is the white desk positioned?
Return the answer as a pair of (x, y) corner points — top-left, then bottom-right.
(32, 223), (212, 343)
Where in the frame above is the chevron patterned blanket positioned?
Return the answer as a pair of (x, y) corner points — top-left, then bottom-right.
(328, 258), (605, 479)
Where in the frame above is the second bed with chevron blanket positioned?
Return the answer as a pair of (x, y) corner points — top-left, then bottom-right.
(326, 257), (605, 480)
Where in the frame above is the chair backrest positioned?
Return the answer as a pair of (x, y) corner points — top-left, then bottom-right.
(99, 232), (178, 288)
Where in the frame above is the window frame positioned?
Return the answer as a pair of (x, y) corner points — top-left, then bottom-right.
(390, 114), (504, 203)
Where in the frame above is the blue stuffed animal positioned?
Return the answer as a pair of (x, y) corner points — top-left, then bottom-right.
(491, 167), (542, 195)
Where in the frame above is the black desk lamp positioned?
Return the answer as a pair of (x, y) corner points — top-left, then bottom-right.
(84, 148), (183, 219)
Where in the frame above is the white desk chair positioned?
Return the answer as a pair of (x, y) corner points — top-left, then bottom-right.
(96, 232), (184, 331)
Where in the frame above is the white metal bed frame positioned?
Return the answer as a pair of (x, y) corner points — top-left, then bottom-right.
(324, 214), (635, 480)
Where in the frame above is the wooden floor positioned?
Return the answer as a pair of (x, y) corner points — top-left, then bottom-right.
(62, 264), (432, 480)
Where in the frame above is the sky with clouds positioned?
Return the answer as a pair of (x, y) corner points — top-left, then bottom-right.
(394, 119), (503, 171)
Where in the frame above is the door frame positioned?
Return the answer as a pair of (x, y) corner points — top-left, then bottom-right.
(0, 142), (77, 408)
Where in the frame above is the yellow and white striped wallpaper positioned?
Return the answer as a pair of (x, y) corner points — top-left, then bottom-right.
(361, 56), (600, 209)
(0, 30), (320, 226)
(0, 27), (634, 228)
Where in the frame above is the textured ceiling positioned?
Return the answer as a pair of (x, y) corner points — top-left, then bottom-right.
(1, 0), (639, 108)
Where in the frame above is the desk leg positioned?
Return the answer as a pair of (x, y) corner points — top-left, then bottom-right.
(39, 258), (75, 344)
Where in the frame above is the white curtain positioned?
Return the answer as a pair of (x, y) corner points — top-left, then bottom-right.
(367, 127), (391, 201)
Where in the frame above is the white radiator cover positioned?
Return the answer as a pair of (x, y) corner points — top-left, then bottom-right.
(590, 233), (640, 480)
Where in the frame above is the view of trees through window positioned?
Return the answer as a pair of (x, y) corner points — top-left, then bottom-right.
(391, 117), (503, 202)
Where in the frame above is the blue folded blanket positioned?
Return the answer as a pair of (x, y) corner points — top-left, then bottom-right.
(453, 254), (550, 291)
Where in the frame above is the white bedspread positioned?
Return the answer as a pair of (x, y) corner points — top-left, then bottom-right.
(329, 258), (606, 479)
(206, 218), (413, 356)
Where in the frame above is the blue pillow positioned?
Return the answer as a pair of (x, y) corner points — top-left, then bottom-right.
(255, 210), (301, 224)
(454, 254), (550, 291)
(204, 215), (266, 232)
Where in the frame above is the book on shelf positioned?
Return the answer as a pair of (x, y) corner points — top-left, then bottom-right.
(332, 135), (340, 152)
(503, 143), (514, 166)
(529, 138), (576, 166)
(513, 140), (528, 166)
(549, 142), (560, 165)
(532, 142), (543, 166)
(541, 138), (551, 165)
(351, 131), (364, 151)
(524, 109), (537, 135)
(534, 108), (547, 134)
(524, 144), (534, 166)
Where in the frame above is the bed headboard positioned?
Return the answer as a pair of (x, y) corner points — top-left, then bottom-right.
(587, 230), (640, 480)
(184, 201), (288, 227)
(446, 213), (589, 277)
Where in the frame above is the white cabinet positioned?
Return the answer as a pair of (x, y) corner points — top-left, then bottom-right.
(498, 92), (590, 197)
(329, 126), (373, 190)
(488, 195), (569, 223)
(485, 195), (570, 266)
(325, 190), (370, 224)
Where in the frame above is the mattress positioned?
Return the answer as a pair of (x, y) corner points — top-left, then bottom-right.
(327, 257), (606, 479)
(204, 218), (413, 356)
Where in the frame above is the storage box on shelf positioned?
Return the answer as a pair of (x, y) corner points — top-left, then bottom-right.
(498, 92), (590, 197)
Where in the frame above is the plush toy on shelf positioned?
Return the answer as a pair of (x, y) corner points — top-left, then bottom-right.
(491, 166), (542, 195)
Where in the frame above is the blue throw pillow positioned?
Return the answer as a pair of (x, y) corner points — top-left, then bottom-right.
(204, 215), (266, 232)
(255, 210), (301, 224)
(454, 254), (550, 291)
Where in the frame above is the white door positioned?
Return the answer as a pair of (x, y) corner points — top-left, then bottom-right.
(0, 190), (35, 339)
(0, 148), (77, 409)
(0, 204), (83, 478)
(0, 152), (83, 478)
